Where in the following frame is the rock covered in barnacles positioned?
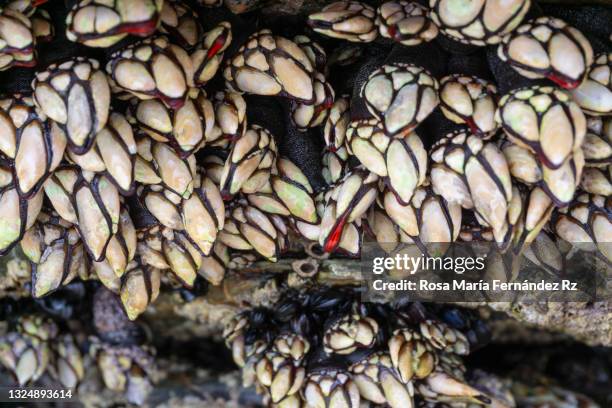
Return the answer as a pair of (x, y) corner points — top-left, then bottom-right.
(376, 1), (439, 46)
(496, 86), (586, 171)
(497, 16), (594, 89)
(502, 139), (584, 207)
(360, 63), (439, 136)
(89, 337), (158, 405)
(552, 192), (611, 263)
(129, 89), (214, 159)
(219, 124), (277, 199)
(319, 168), (378, 254)
(0, 94), (66, 198)
(438, 75), (499, 139)
(19, 211), (88, 298)
(347, 118), (427, 204)
(159, 0), (203, 50)
(32, 57), (111, 154)
(303, 368), (361, 408)
(68, 112), (136, 194)
(0, 166), (43, 256)
(308, 1), (377, 43)
(570, 52), (612, 116)
(191, 22), (232, 86)
(224, 29), (315, 103)
(0, 7), (36, 70)
(106, 36), (193, 109)
(65, 0), (162, 48)
(429, 0), (531, 46)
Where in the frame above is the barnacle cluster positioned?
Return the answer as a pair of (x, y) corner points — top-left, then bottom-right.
(0, 0), (610, 405)
(223, 288), (492, 408)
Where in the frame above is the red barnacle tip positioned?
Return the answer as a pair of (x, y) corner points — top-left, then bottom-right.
(465, 118), (481, 137)
(33, 0), (48, 6)
(161, 95), (186, 110)
(206, 36), (226, 60)
(121, 19), (160, 37)
(387, 25), (399, 41)
(323, 218), (347, 253)
(546, 73), (581, 90)
(14, 59), (38, 68)
(221, 190), (233, 201)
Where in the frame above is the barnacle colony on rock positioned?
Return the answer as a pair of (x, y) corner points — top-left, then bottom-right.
(0, 0), (610, 406)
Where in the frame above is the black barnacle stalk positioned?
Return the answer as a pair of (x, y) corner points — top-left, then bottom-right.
(65, 0), (162, 48)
